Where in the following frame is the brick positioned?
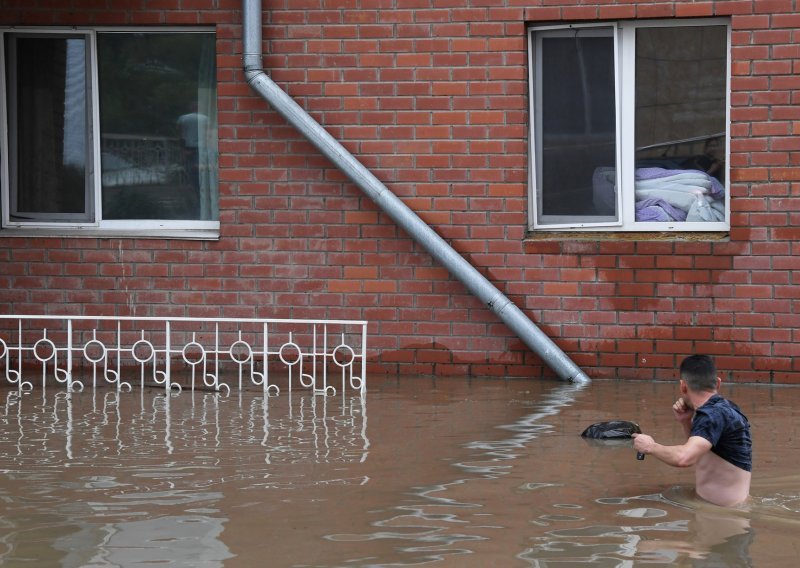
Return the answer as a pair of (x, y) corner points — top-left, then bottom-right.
(675, 2), (714, 17)
(2, 0), (800, 384)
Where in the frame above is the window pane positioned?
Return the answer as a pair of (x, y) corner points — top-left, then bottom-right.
(634, 25), (727, 223)
(537, 32), (617, 225)
(97, 33), (218, 220)
(6, 35), (91, 221)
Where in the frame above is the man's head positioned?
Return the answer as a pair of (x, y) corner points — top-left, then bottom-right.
(680, 354), (719, 393)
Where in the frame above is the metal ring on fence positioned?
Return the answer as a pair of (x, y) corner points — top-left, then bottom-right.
(332, 344), (355, 367)
(278, 342), (302, 366)
(229, 340), (252, 364)
(182, 341), (205, 365)
(131, 339), (155, 363)
(83, 339), (106, 363)
(33, 338), (56, 362)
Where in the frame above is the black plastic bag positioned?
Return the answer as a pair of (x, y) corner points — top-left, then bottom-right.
(581, 420), (642, 439)
(581, 420), (645, 460)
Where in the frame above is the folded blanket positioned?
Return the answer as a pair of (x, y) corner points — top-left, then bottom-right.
(634, 187), (708, 212)
(636, 167), (724, 198)
(635, 198), (688, 222)
(591, 166), (726, 222)
(634, 167), (725, 222)
(687, 197), (725, 222)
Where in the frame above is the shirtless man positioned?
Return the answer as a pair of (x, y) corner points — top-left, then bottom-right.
(633, 355), (752, 507)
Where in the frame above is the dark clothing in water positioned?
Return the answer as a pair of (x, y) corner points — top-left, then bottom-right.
(690, 395), (752, 472)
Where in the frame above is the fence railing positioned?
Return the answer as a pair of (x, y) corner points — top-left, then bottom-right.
(0, 315), (367, 396)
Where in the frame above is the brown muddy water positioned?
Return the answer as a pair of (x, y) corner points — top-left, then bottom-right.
(1, 377), (798, 567)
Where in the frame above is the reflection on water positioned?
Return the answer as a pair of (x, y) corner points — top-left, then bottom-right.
(2, 389), (368, 467)
(1, 379), (799, 567)
(0, 388), (368, 567)
(324, 382), (590, 565)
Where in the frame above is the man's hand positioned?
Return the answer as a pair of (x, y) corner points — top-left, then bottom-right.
(632, 432), (654, 456)
(672, 397), (694, 426)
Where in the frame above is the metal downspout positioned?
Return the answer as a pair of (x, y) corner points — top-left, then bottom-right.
(241, 0), (590, 384)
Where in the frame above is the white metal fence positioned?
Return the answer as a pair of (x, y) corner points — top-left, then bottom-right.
(0, 315), (367, 396)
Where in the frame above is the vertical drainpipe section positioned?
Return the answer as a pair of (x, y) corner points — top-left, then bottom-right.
(241, 0), (590, 384)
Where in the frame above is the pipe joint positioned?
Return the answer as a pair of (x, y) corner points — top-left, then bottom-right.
(243, 55), (263, 73)
(487, 293), (511, 316)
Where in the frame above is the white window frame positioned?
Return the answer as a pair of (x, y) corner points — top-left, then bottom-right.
(0, 27), (220, 240)
(527, 18), (731, 233)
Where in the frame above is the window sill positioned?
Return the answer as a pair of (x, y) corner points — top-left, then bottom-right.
(525, 231), (729, 243)
(0, 227), (220, 241)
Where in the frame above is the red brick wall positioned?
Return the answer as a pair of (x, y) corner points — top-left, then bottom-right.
(1, 1), (798, 383)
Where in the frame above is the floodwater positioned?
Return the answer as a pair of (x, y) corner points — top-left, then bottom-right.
(0, 378), (798, 567)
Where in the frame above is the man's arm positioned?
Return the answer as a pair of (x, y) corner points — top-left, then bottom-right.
(632, 434), (712, 468)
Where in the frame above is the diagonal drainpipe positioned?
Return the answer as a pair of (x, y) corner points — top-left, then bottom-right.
(241, 0), (590, 384)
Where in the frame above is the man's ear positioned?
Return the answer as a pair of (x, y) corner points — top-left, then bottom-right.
(679, 379), (688, 395)
(716, 377), (722, 390)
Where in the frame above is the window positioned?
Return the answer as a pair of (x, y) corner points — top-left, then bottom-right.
(1, 29), (218, 237)
(528, 19), (729, 232)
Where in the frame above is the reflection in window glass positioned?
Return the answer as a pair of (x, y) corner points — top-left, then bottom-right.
(97, 33), (218, 221)
(634, 25), (727, 223)
(538, 31), (617, 225)
(7, 35), (91, 220)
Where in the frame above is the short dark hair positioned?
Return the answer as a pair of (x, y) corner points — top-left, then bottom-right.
(680, 354), (717, 391)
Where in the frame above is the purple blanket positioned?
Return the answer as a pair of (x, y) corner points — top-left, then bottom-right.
(635, 198), (688, 222)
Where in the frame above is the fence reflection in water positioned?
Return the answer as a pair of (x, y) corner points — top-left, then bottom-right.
(1, 388), (369, 466)
(0, 388), (368, 566)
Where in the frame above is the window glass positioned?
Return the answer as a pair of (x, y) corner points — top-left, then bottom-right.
(538, 32), (617, 225)
(97, 32), (218, 221)
(6, 35), (91, 221)
(634, 25), (727, 223)
(530, 21), (729, 232)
